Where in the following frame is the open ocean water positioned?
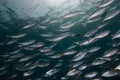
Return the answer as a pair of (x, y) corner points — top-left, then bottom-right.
(0, 0), (120, 80)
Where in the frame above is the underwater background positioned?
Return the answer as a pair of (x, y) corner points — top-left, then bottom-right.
(0, 0), (120, 80)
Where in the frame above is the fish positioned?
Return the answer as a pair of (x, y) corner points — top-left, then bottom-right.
(54, 62), (63, 68)
(19, 40), (36, 46)
(114, 64), (120, 70)
(0, 0), (120, 80)
(66, 69), (80, 76)
(63, 50), (77, 56)
(29, 42), (44, 48)
(48, 19), (59, 24)
(22, 23), (36, 29)
(99, 0), (115, 8)
(8, 74), (17, 79)
(75, 38), (97, 46)
(67, 43), (77, 50)
(86, 17), (101, 24)
(112, 41), (120, 47)
(36, 60), (50, 67)
(84, 72), (98, 78)
(69, 61), (84, 68)
(40, 32), (54, 38)
(101, 70), (118, 77)
(63, 11), (86, 19)
(78, 64), (88, 70)
(0, 65), (9, 71)
(6, 39), (18, 45)
(8, 33), (26, 39)
(112, 29), (120, 39)
(59, 22), (76, 30)
(84, 29), (98, 38)
(94, 30), (110, 39)
(87, 8), (106, 20)
(44, 51), (56, 56)
(87, 47), (101, 53)
(39, 47), (51, 53)
(47, 32), (75, 42)
(72, 50), (87, 61)
(23, 70), (34, 77)
(9, 53), (24, 59)
(103, 9), (120, 21)
(49, 53), (63, 59)
(44, 69), (59, 77)
(103, 48), (118, 57)
(97, 22), (108, 30)
(37, 25), (49, 30)
(91, 58), (107, 66)
(18, 56), (33, 62)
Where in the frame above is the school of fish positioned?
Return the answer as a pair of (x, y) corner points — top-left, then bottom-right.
(0, 0), (120, 80)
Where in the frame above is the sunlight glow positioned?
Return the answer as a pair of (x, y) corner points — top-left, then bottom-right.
(48, 0), (67, 7)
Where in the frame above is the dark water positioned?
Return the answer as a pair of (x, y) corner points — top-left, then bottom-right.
(0, 0), (120, 80)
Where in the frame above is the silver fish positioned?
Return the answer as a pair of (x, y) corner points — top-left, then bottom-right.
(18, 56), (32, 62)
(44, 69), (59, 77)
(59, 22), (76, 29)
(22, 23), (36, 29)
(112, 29), (120, 39)
(49, 54), (63, 59)
(39, 47), (51, 53)
(88, 8), (106, 20)
(84, 29), (98, 38)
(40, 33), (54, 38)
(8, 33), (26, 39)
(103, 9), (120, 21)
(36, 61), (50, 67)
(87, 47), (101, 53)
(66, 69), (80, 76)
(103, 48), (118, 57)
(24, 70), (34, 77)
(92, 59), (107, 66)
(94, 30), (110, 39)
(72, 50), (87, 61)
(63, 50), (77, 56)
(63, 11), (85, 19)
(47, 32), (74, 42)
(102, 70), (118, 77)
(70, 61), (84, 68)
(29, 42), (44, 48)
(0, 65), (9, 71)
(99, 0), (115, 8)
(84, 72), (98, 78)
(97, 22), (108, 30)
(6, 39), (18, 45)
(75, 38), (96, 46)
(114, 64), (120, 70)
(19, 40), (36, 46)
(78, 64), (88, 70)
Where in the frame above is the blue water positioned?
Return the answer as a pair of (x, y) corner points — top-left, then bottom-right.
(0, 0), (120, 80)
